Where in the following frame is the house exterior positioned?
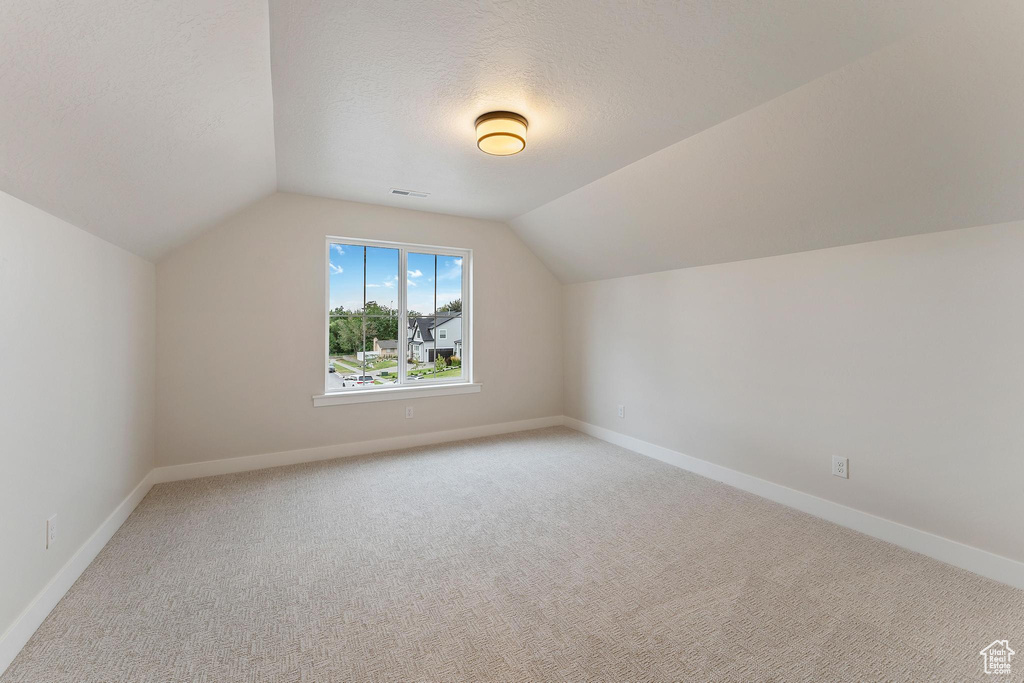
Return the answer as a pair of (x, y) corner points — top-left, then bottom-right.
(408, 315), (461, 363)
(372, 337), (399, 358)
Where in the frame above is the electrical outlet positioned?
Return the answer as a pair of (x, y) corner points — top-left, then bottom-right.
(832, 456), (849, 479)
(46, 514), (57, 549)
(405, 406), (414, 419)
(617, 404), (625, 418)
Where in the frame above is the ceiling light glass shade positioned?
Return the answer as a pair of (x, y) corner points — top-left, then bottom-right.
(475, 112), (528, 156)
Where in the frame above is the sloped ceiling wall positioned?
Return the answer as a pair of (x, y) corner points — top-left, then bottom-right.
(2, 0), (1020, 276)
(511, 1), (1024, 283)
(267, 0), (958, 224)
(0, 0), (276, 260)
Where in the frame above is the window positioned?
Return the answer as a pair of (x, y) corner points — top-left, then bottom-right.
(322, 237), (471, 399)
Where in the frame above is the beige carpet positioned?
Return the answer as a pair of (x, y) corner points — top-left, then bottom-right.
(4, 427), (1022, 682)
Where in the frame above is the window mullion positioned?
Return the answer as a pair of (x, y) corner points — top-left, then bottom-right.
(398, 248), (408, 386)
(366, 248), (370, 382)
(463, 250), (470, 383)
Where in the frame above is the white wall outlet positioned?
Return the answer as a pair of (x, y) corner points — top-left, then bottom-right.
(832, 456), (849, 479)
(46, 514), (57, 549)
(405, 406), (414, 419)
(617, 404), (625, 418)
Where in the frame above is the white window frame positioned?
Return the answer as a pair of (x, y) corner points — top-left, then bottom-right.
(314, 236), (476, 406)
(438, 328), (447, 340)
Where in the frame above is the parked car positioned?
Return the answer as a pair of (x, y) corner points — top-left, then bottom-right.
(328, 363), (336, 373)
(343, 375), (375, 387)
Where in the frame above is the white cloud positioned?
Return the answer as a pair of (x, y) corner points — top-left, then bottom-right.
(407, 279), (418, 287)
(329, 264), (343, 275)
(331, 244), (345, 256)
(438, 263), (462, 280)
(437, 291), (461, 307)
(366, 283), (381, 288)
(408, 269), (423, 278)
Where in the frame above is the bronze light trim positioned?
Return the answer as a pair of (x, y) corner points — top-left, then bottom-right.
(475, 111), (528, 156)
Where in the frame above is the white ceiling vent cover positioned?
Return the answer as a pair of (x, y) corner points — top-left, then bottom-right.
(390, 188), (430, 198)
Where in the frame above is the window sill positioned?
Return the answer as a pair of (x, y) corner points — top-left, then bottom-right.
(313, 382), (481, 407)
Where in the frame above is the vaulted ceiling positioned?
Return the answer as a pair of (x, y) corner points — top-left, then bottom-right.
(513, 0), (1024, 282)
(3, 1), (1021, 279)
(1, 0), (276, 260)
(268, 0), (958, 222)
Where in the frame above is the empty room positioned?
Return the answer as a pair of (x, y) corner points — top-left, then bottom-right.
(2, 1), (1023, 680)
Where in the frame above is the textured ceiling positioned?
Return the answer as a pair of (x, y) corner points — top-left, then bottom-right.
(0, 0), (276, 260)
(2, 0), (1012, 271)
(512, 0), (1024, 283)
(269, 0), (959, 222)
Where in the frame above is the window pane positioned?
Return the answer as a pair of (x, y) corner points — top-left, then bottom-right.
(328, 243), (364, 315)
(363, 352), (399, 386)
(330, 316), (392, 390)
(327, 241), (466, 392)
(406, 316), (433, 379)
(431, 312), (463, 381)
(407, 252), (436, 316)
(328, 316), (369, 389)
(357, 328), (397, 387)
(359, 247), (399, 386)
(434, 254), (463, 316)
(364, 246), (399, 316)
(407, 314), (463, 382)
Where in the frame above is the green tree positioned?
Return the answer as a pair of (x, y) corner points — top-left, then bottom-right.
(437, 298), (462, 313)
(329, 317), (363, 355)
(364, 301), (399, 345)
(329, 301), (400, 356)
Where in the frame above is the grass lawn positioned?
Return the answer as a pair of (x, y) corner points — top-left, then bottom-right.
(332, 360), (358, 373)
(336, 356), (398, 372)
(334, 357), (459, 379)
(410, 367), (462, 379)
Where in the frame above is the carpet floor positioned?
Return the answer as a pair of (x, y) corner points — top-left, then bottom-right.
(3, 427), (1022, 681)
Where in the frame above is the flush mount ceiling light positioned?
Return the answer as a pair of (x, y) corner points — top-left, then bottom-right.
(475, 111), (528, 156)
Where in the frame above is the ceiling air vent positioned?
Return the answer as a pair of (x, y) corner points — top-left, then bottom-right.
(390, 188), (430, 198)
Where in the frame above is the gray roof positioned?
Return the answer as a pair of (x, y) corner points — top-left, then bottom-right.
(374, 339), (398, 349)
(432, 314), (459, 327)
(412, 319), (435, 343)
(408, 315), (460, 343)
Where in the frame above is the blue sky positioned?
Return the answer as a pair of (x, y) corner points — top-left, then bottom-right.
(329, 243), (462, 315)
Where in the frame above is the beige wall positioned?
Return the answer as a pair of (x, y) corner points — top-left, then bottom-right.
(0, 191), (155, 636)
(156, 192), (562, 466)
(564, 221), (1024, 563)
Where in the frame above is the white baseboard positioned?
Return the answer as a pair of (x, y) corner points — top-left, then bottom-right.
(7, 413), (1017, 679)
(152, 415), (564, 483)
(562, 416), (1024, 590)
(0, 470), (158, 676)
